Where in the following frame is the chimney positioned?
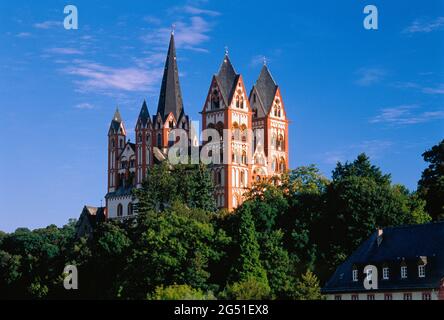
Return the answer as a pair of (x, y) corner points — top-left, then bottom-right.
(377, 228), (383, 246)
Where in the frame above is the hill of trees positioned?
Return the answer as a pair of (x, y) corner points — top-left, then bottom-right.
(0, 139), (442, 300)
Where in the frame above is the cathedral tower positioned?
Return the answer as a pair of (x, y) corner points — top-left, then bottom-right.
(108, 108), (126, 193)
(249, 63), (289, 181)
(202, 52), (253, 211)
(135, 100), (152, 187)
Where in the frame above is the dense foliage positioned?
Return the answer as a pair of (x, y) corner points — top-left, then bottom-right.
(0, 144), (440, 299)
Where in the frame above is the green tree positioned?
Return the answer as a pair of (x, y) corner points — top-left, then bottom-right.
(121, 202), (229, 299)
(418, 139), (444, 220)
(321, 153), (431, 279)
(293, 270), (323, 300)
(223, 276), (271, 300)
(149, 284), (215, 300)
(235, 203), (268, 284)
(134, 163), (216, 213)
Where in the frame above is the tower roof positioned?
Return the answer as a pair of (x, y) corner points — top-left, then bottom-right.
(253, 65), (278, 114)
(215, 53), (239, 106)
(156, 33), (184, 122)
(112, 107), (122, 122)
(137, 100), (151, 126)
(109, 107), (125, 133)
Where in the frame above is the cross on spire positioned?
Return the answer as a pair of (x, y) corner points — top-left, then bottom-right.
(263, 56), (267, 66)
(171, 23), (176, 35)
(224, 46), (229, 56)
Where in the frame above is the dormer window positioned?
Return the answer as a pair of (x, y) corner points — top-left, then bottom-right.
(418, 265), (425, 278)
(401, 266), (408, 279)
(352, 269), (358, 282)
(383, 267), (389, 280)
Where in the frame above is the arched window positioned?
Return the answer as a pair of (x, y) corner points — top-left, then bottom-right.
(241, 151), (247, 165)
(278, 134), (285, 150)
(232, 122), (240, 141)
(271, 133), (277, 147)
(236, 96), (240, 108)
(272, 158), (278, 172)
(217, 171), (222, 185)
(211, 90), (220, 110)
(111, 139), (115, 148)
(240, 124), (247, 142)
(216, 122), (224, 139)
(128, 203), (133, 216)
(138, 134), (142, 143)
(146, 134), (151, 143)
(240, 97), (244, 109)
(279, 158), (286, 173)
(117, 203), (123, 217)
(157, 133), (162, 147)
(240, 171), (246, 187)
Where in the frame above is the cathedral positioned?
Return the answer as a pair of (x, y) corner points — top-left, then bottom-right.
(105, 32), (289, 219)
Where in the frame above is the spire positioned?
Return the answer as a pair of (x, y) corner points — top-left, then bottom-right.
(254, 64), (278, 113)
(156, 32), (184, 122)
(137, 100), (151, 126)
(109, 107), (125, 134)
(215, 51), (239, 105)
(113, 107), (122, 122)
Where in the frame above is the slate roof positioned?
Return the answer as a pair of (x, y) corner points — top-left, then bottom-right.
(109, 108), (124, 132)
(250, 65), (278, 117)
(215, 54), (239, 106)
(105, 187), (134, 199)
(137, 100), (151, 126)
(322, 221), (444, 293)
(156, 33), (184, 122)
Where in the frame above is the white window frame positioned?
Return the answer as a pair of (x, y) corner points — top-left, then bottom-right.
(418, 265), (425, 278)
(401, 266), (408, 279)
(352, 269), (358, 282)
(383, 267), (389, 280)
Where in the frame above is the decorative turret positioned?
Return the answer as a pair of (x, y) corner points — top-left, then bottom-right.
(135, 100), (152, 186)
(108, 107), (126, 193)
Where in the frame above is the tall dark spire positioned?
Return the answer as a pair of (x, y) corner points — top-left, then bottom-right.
(215, 52), (239, 106)
(156, 33), (184, 122)
(137, 100), (151, 126)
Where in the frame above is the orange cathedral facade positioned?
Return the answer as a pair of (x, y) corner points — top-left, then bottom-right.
(105, 33), (289, 218)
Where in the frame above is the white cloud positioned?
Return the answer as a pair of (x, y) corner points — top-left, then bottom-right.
(142, 15), (213, 52)
(16, 32), (32, 38)
(403, 17), (444, 33)
(356, 67), (386, 86)
(250, 55), (268, 67)
(370, 105), (444, 125)
(183, 6), (221, 17)
(63, 59), (163, 94)
(423, 84), (444, 94)
(74, 103), (95, 110)
(47, 48), (84, 55)
(33, 20), (63, 29)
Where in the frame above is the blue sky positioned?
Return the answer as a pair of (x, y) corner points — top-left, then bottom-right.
(0, 0), (443, 232)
